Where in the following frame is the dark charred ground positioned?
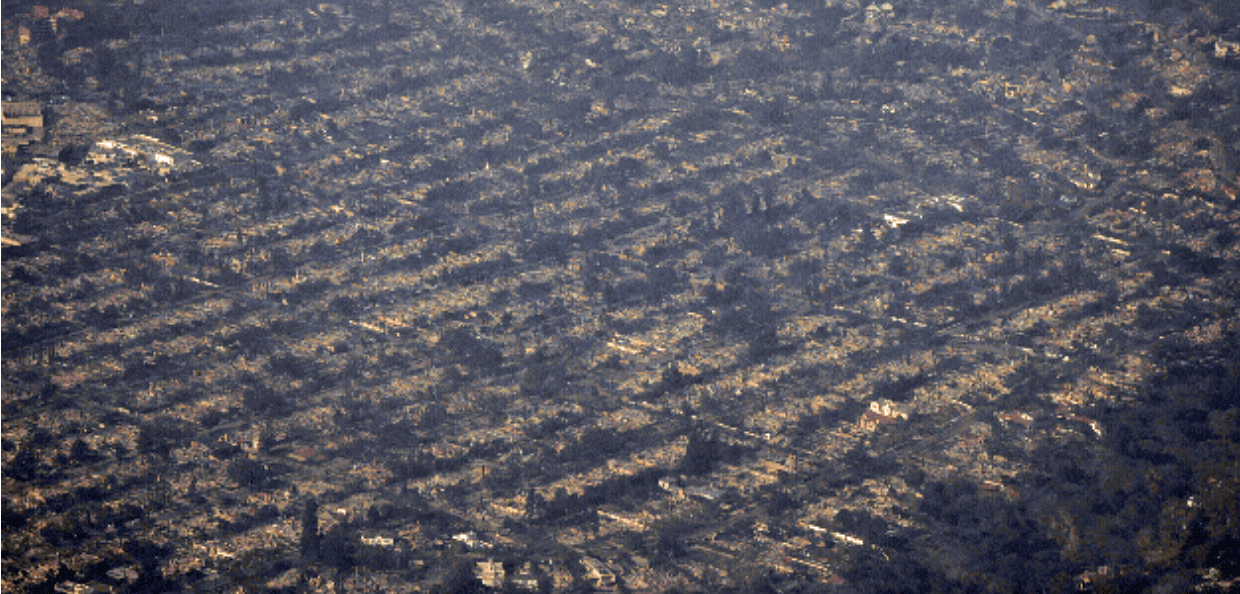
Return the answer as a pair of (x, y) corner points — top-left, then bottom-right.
(3, 0), (1240, 592)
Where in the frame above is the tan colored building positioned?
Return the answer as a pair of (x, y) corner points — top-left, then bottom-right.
(2, 102), (44, 156)
(475, 559), (506, 589)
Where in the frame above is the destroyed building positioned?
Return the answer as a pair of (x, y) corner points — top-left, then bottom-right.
(85, 134), (199, 175)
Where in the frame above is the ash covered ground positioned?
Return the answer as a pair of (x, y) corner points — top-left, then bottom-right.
(3, 0), (1239, 592)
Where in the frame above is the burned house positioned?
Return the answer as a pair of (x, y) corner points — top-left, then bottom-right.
(580, 557), (617, 591)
